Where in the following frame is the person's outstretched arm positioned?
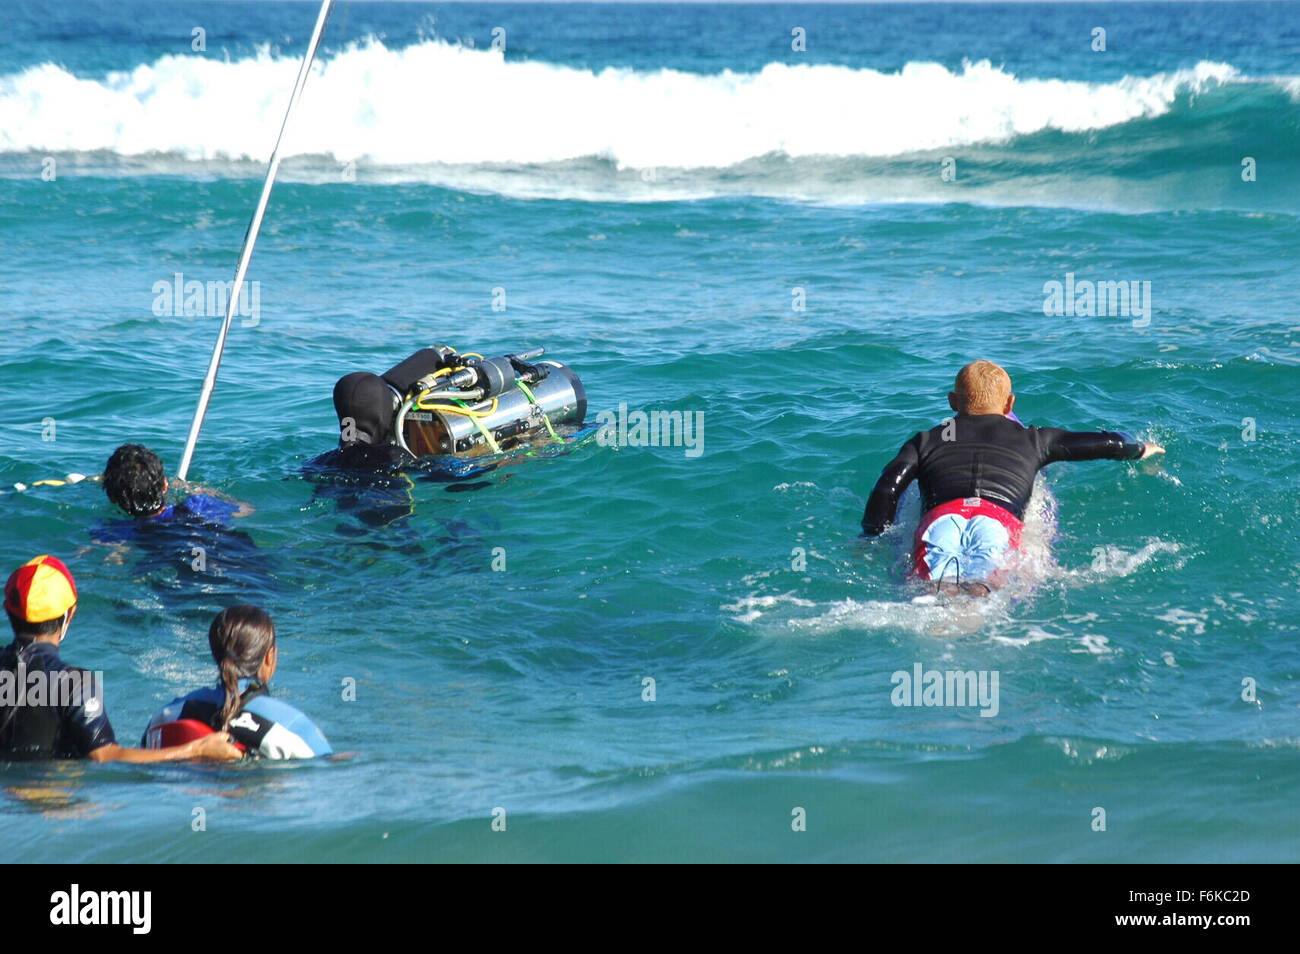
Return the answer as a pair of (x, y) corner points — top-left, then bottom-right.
(89, 733), (242, 763)
(1038, 428), (1164, 465)
(862, 438), (920, 535)
(170, 479), (254, 517)
(61, 679), (239, 763)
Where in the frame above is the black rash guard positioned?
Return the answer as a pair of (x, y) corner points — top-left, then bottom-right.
(0, 641), (116, 759)
(862, 414), (1146, 535)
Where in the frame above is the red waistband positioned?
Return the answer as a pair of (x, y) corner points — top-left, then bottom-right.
(916, 497), (1024, 546)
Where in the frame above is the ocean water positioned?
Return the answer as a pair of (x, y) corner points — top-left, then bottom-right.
(1, 1), (1298, 863)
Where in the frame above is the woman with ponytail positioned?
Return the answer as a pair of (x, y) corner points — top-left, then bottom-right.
(142, 606), (332, 759)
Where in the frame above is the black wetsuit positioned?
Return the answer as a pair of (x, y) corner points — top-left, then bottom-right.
(862, 414), (1145, 535)
(0, 641), (116, 759)
(307, 442), (415, 473)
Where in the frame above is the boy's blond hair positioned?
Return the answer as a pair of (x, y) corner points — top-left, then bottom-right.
(952, 360), (1012, 415)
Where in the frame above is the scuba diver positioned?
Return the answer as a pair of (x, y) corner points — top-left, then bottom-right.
(0, 555), (241, 762)
(142, 605), (331, 759)
(861, 360), (1165, 596)
(303, 344), (590, 525)
(311, 344), (586, 470)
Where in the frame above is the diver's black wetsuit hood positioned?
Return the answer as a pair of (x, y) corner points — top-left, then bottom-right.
(332, 372), (396, 446)
(333, 349), (455, 448)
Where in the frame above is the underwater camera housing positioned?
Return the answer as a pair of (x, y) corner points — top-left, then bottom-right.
(371, 345), (586, 457)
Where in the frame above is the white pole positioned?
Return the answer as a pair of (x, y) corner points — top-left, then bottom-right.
(177, 0), (335, 480)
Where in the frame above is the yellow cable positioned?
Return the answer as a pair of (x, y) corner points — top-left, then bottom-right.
(421, 402), (497, 418)
(415, 394), (498, 417)
(515, 380), (565, 444)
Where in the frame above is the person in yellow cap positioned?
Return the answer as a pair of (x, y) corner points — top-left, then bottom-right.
(1, 555), (241, 762)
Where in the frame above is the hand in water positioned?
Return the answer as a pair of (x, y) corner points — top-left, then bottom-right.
(193, 733), (243, 761)
(1140, 443), (1166, 459)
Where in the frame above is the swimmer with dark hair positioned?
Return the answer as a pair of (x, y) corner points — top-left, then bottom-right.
(102, 443), (251, 521)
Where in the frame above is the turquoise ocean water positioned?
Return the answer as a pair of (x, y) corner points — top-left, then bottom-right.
(1, 1), (1299, 862)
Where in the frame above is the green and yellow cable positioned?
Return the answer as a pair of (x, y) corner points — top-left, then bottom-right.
(516, 380), (564, 444)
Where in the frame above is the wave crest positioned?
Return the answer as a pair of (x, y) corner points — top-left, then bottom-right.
(0, 40), (1249, 167)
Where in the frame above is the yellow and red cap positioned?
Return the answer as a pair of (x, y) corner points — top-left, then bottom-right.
(4, 555), (78, 623)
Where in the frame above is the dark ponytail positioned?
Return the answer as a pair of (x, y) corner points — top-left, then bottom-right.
(207, 606), (276, 732)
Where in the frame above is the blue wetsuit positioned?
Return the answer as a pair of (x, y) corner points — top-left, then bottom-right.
(94, 494), (239, 543)
(93, 494), (275, 607)
(156, 493), (240, 524)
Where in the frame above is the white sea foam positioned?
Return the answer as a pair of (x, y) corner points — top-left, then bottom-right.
(1076, 634), (1113, 655)
(989, 625), (1060, 647)
(0, 42), (1248, 169)
(737, 472), (1183, 640)
(787, 591), (1002, 638)
(732, 480), (1059, 635)
(1155, 607), (1208, 636)
(721, 590), (817, 625)
(1067, 539), (1184, 582)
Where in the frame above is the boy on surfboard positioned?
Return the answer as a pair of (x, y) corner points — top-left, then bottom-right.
(861, 360), (1165, 595)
